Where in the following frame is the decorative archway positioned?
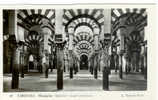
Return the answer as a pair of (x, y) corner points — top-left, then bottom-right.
(18, 9), (55, 31)
(18, 9), (55, 52)
(111, 8), (147, 35)
(63, 9), (104, 33)
(63, 9), (104, 62)
(111, 8), (147, 52)
(111, 8), (147, 75)
(17, 9), (56, 72)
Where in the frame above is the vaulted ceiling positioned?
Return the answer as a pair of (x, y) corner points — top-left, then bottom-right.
(73, 33), (94, 58)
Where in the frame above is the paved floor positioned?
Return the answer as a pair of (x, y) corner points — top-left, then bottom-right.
(3, 70), (147, 92)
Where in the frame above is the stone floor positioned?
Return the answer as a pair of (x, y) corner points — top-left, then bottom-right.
(3, 69), (147, 92)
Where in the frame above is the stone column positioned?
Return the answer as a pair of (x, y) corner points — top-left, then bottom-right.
(43, 28), (52, 78)
(69, 51), (73, 79)
(56, 44), (65, 90)
(117, 27), (126, 79)
(102, 48), (110, 90)
(20, 45), (25, 78)
(45, 51), (49, 78)
(17, 25), (25, 78)
(140, 45), (144, 74)
(93, 27), (99, 50)
(12, 44), (20, 89)
(102, 10), (111, 90)
(68, 27), (74, 50)
(144, 45), (147, 80)
(125, 53), (128, 74)
(103, 66), (109, 90)
(77, 61), (80, 72)
(68, 27), (74, 79)
(74, 57), (77, 74)
(91, 57), (94, 75)
(9, 10), (17, 36)
(44, 33), (48, 50)
(55, 9), (64, 90)
(8, 10), (20, 89)
(104, 9), (111, 31)
(144, 27), (147, 80)
(66, 51), (69, 72)
(94, 53), (98, 79)
(93, 27), (99, 79)
(89, 60), (91, 73)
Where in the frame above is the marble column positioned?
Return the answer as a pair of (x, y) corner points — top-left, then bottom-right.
(144, 45), (147, 80)
(103, 9), (111, 35)
(93, 27), (99, 50)
(68, 27), (74, 79)
(91, 57), (94, 75)
(68, 27), (74, 50)
(55, 9), (64, 90)
(8, 10), (20, 89)
(93, 27), (99, 79)
(69, 51), (73, 79)
(12, 45), (20, 89)
(9, 10), (17, 36)
(144, 27), (147, 80)
(20, 45), (25, 78)
(43, 28), (51, 78)
(103, 9), (111, 71)
(117, 27), (126, 79)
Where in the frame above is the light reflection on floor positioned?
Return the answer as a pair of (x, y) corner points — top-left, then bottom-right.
(3, 70), (147, 92)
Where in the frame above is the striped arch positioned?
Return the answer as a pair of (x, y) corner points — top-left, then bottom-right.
(112, 36), (120, 48)
(125, 31), (143, 53)
(77, 43), (92, 51)
(24, 31), (44, 50)
(79, 53), (89, 60)
(73, 32), (94, 46)
(18, 9), (55, 31)
(111, 8), (147, 33)
(63, 9), (104, 33)
(75, 40), (93, 59)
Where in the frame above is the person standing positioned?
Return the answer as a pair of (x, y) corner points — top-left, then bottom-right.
(29, 54), (34, 70)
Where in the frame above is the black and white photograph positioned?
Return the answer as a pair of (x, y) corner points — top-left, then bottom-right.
(3, 8), (148, 92)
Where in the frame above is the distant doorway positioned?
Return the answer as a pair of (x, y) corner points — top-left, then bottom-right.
(80, 55), (88, 70)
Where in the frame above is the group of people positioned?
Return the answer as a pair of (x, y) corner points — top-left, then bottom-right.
(28, 50), (54, 74)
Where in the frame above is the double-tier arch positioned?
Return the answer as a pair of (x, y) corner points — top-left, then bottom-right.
(63, 9), (104, 34)
(17, 9), (56, 69)
(17, 9), (55, 49)
(63, 9), (104, 61)
(111, 8), (147, 51)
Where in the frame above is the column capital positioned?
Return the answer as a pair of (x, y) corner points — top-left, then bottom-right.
(55, 41), (67, 50)
(93, 27), (100, 35)
(68, 26), (74, 34)
(116, 26), (127, 36)
(118, 25), (126, 29)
